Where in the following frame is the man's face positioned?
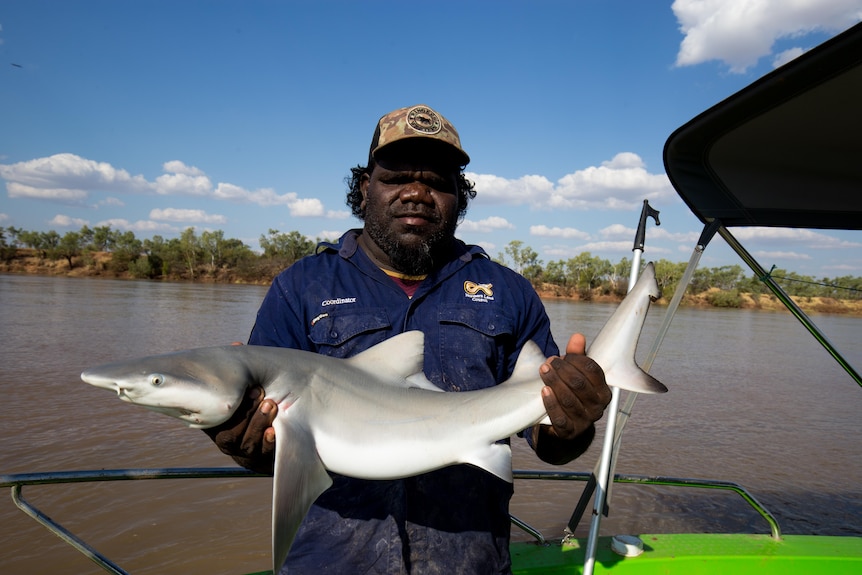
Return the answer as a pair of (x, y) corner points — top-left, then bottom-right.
(361, 146), (460, 275)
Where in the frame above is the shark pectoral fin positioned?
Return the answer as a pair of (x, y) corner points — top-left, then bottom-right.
(462, 442), (513, 483)
(271, 417), (332, 573)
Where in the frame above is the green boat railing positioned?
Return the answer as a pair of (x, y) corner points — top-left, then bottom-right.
(1, 467), (781, 574)
(509, 470), (781, 544)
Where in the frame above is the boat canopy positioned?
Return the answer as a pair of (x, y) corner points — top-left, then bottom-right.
(664, 21), (862, 231)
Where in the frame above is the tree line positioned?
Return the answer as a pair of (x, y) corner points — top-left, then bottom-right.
(2, 225), (860, 304)
(0, 225), (321, 283)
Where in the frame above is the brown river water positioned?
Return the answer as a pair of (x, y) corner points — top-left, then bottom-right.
(1, 274), (860, 574)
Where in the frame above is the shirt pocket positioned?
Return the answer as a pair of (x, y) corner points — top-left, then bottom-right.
(437, 306), (515, 391)
(308, 307), (392, 358)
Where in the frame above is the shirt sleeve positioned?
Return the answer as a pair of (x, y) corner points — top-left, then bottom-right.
(248, 271), (310, 350)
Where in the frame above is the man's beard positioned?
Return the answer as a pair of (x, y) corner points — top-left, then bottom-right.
(363, 200), (456, 276)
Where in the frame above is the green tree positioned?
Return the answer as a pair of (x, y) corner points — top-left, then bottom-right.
(3, 226), (22, 247)
(179, 227), (201, 279)
(92, 225), (114, 252)
(259, 229), (315, 264)
(565, 252), (611, 298)
(653, 259), (687, 299)
(608, 257), (632, 295)
(499, 240), (543, 283)
(109, 230), (143, 273)
(0, 227), (17, 262)
(200, 229), (226, 273)
(55, 231), (84, 269)
(78, 225), (95, 249)
(543, 260), (567, 286)
(221, 237), (255, 268)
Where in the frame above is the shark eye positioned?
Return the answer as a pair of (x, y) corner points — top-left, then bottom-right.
(149, 374), (165, 387)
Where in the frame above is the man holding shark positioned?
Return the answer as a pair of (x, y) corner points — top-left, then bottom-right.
(207, 104), (612, 573)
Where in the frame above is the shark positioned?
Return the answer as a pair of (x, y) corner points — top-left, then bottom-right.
(81, 261), (666, 571)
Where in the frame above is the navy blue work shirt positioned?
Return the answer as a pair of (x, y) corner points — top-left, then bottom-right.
(249, 230), (559, 574)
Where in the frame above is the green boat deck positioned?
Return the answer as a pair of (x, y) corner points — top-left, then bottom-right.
(511, 534), (862, 575)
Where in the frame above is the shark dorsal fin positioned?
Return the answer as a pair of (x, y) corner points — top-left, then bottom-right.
(346, 331), (440, 390)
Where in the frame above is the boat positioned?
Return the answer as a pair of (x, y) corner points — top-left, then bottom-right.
(3, 20), (862, 575)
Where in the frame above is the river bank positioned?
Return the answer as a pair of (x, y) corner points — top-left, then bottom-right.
(535, 285), (862, 315)
(3, 249), (861, 316)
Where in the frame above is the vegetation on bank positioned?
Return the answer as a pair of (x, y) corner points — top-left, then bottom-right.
(2, 225), (860, 313)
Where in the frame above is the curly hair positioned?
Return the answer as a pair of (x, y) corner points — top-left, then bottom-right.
(345, 160), (477, 221)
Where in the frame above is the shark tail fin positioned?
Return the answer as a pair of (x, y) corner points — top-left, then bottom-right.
(628, 366), (668, 394)
(608, 361), (668, 394)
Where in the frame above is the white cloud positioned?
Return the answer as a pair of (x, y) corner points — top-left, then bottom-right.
(318, 230), (346, 241)
(0, 213), (10, 223)
(460, 216), (515, 233)
(673, 0), (862, 73)
(6, 182), (89, 204)
(49, 214), (89, 228)
(289, 197), (325, 217)
(732, 227), (862, 249)
(326, 209), (352, 220)
(212, 182), (326, 216)
(772, 47), (805, 68)
(0, 154), (151, 202)
(154, 169), (212, 196)
(577, 240), (640, 254)
(97, 197), (125, 207)
(0, 154), (332, 216)
(530, 225), (590, 240)
(469, 153), (673, 211)
(598, 224), (634, 239)
(95, 218), (178, 234)
(150, 208), (227, 224)
(752, 250), (812, 261)
(540, 239), (667, 261)
(162, 160), (204, 176)
(467, 173), (555, 206)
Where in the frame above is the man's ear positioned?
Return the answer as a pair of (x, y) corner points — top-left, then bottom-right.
(359, 173), (370, 212)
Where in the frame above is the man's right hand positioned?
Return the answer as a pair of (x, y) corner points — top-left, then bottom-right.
(203, 385), (277, 474)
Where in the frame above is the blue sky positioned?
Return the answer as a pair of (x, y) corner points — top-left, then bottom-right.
(1, 0), (861, 278)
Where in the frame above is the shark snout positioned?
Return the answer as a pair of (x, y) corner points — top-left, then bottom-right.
(81, 370), (130, 398)
(81, 370), (113, 389)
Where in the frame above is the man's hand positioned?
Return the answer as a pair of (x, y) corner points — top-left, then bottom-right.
(203, 385), (278, 474)
(534, 333), (611, 464)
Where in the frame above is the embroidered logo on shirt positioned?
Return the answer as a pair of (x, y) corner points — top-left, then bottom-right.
(464, 281), (494, 303)
(321, 297), (357, 307)
(311, 313), (329, 326)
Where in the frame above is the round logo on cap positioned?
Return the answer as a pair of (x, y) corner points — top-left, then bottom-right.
(407, 106), (442, 135)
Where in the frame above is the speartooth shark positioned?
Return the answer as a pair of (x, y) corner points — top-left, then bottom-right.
(81, 262), (666, 572)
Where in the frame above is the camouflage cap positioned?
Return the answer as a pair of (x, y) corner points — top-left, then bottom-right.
(369, 104), (470, 166)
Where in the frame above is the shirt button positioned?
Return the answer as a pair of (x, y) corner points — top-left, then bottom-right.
(330, 331), (338, 338)
(488, 323), (495, 331)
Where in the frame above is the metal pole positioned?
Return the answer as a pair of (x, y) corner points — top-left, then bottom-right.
(581, 201), (659, 575)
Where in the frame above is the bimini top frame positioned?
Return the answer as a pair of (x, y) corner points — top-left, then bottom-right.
(663, 21), (862, 387)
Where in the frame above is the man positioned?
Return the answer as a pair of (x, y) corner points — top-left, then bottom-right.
(207, 104), (611, 574)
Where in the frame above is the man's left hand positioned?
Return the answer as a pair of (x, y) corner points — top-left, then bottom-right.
(535, 333), (611, 463)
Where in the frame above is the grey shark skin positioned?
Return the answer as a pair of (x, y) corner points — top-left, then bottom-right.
(81, 262), (665, 571)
